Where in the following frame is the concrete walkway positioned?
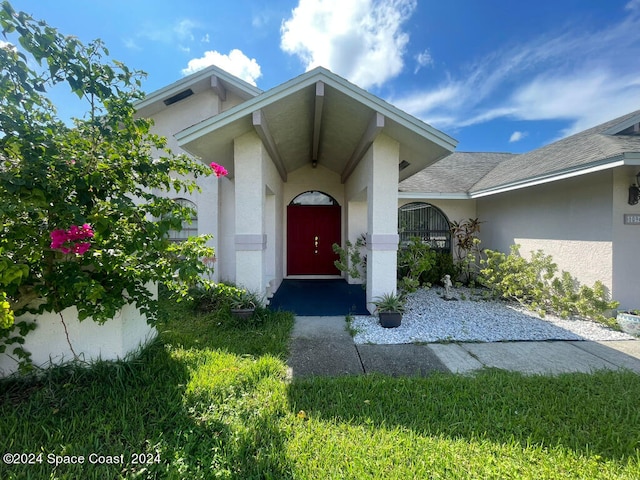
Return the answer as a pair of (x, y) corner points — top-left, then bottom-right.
(287, 316), (640, 378)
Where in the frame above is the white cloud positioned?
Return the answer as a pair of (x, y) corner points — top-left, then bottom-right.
(626, 0), (640, 12)
(173, 20), (197, 42)
(509, 131), (527, 143)
(414, 49), (433, 73)
(390, 4), (640, 137)
(125, 19), (201, 53)
(181, 49), (262, 86)
(280, 0), (417, 89)
(122, 38), (141, 51)
(0, 40), (15, 51)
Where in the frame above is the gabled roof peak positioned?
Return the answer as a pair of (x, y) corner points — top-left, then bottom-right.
(600, 109), (640, 136)
(135, 64), (262, 116)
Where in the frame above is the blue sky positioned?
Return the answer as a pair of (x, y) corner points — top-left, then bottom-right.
(7, 0), (640, 152)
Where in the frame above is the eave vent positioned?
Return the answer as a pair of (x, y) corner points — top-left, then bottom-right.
(399, 160), (410, 171)
(163, 88), (194, 106)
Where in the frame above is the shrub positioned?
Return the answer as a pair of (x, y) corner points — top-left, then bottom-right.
(479, 245), (619, 324)
(450, 218), (483, 284)
(333, 234), (366, 283)
(0, 3), (216, 365)
(397, 237), (436, 292)
(425, 251), (458, 286)
(190, 283), (269, 326)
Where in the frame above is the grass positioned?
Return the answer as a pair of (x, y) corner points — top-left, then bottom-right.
(1, 293), (640, 479)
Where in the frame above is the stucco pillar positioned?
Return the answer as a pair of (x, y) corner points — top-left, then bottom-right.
(233, 132), (266, 294)
(366, 134), (400, 312)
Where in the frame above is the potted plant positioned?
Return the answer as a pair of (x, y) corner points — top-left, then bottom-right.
(373, 292), (406, 328)
(230, 290), (259, 319)
(617, 309), (640, 336)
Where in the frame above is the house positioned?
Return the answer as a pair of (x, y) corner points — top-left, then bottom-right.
(136, 65), (457, 311)
(136, 65), (640, 311)
(399, 113), (640, 310)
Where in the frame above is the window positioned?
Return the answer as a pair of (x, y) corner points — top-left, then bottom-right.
(398, 202), (451, 252)
(290, 191), (339, 206)
(168, 198), (198, 242)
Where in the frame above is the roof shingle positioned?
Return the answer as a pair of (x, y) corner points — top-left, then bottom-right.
(400, 108), (640, 197)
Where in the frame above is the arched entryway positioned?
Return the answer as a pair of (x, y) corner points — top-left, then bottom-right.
(287, 191), (341, 275)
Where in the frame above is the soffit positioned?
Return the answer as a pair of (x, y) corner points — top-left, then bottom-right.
(176, 68), (457, 181)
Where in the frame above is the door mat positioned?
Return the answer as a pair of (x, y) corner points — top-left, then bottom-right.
(269, 279), (369, 316)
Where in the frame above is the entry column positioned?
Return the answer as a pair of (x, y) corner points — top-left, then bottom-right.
(234, 132), (266, 295)
(366, 134), (400, 311)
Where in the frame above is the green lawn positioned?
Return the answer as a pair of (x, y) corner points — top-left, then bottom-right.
(1, 295), (640, 479)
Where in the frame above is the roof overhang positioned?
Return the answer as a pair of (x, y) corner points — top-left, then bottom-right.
(398, 192), (472, 200)
(470, 152), (640, 198)
(175, 67), (457, 182)
(135, 65), (262, 118)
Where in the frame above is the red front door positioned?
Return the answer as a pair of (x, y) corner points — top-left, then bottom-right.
(287, 205), (341, 275)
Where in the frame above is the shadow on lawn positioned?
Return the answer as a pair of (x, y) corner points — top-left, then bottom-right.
(0, 310), (296, 479)
(287, 369), (640, 463)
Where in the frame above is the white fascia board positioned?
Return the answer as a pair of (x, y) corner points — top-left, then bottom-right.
(624, 152), (640, 164)
(470, 156), (629, 198)
(398, 191), (471, 200)
(602, 114), (640, 135)
(176, 67), (458, 152)
(136, 65), (262, 111)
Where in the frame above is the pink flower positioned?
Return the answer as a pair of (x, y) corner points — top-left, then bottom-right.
(81, 224), (94, 238)
(210, 162), (228, 178)
(50, 229), (68, 249)
(50, 223), (94, 255)
(73, 242), (91, 255)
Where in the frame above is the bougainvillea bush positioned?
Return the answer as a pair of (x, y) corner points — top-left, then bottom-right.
(0, 2), (216, 365)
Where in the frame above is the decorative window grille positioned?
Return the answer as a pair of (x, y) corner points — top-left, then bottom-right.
(290, 191), (339, 206)
(398, 202), (451, 252)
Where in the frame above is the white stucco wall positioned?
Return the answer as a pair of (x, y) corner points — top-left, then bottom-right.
(233, 132), (266, 294)
(217, 177), (236, 283)
(352, 135), (401, 310)
(145, 88), (229, 283)
(345, 151), (370, 286)
(263, 147), (285, 295)
(150, 91), (221, 151)
(477, 171), (615, 298)
(612, 166), (640, 309)
(0, 288), (158, 377)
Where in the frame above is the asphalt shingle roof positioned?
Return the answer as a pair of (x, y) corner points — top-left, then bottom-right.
(400, 108), (640, 196)
(471, 109), (640, 194)
(399, 152), (516, 194)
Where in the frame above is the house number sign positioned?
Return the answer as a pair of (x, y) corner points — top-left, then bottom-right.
(624, 214), (640, 225)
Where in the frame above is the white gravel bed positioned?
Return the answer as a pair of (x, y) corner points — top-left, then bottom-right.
(352, 287), (635, 345)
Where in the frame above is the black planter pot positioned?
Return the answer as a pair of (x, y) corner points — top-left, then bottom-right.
(379, 312), (402, 328)
(231, 308), (255, 320)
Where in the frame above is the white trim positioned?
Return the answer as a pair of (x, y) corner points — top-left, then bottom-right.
(398, 191), (471, 200)
(285, 275), (342, 280)
(366, 234), (399, 251)
(235, 234), (267, 251)
(470, 156), (640, 198)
